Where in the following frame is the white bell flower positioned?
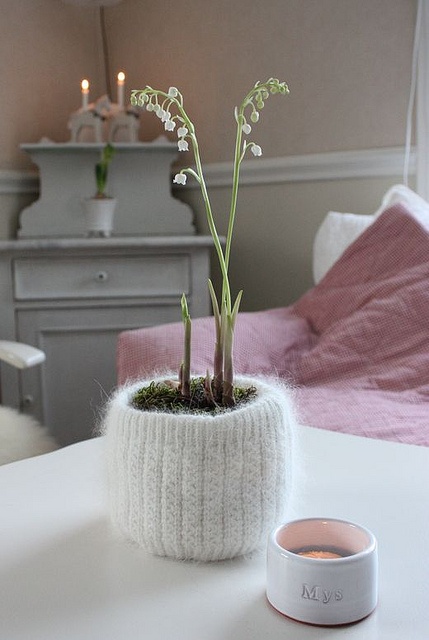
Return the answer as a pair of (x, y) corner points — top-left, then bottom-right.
(178, 139), (189, 152)
(173, 173), (187, 185)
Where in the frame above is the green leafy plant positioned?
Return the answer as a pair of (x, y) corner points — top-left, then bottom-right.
(131, 78), (289, 408)
(95, 143), (115, 198)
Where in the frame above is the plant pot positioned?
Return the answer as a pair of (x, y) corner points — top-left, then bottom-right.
(83, 197), (117, 237)
(103, 376), (297, 562)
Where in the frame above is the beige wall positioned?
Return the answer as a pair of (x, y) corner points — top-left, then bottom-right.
(0, 0), (414, 165)
(107, 0), (415, 158)
(0, 1), (105, 170)
(0, 0), (417, 309)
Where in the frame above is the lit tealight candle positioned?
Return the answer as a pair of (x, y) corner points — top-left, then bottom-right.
(293, 546), (351, 559)
(298, 549), (343, 559)
(117, 71), (125, 108)
(81, 79), (89, 110)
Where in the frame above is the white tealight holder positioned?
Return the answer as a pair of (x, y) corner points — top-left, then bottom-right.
(266, 518), (378, 626)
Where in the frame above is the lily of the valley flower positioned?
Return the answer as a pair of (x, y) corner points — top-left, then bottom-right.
(176, 125), (189, 152)
(168, 87), (179, 98)
(173, 173), (187, 185)
(250, 110), (260, 123)
(242, 122), (252, 135)
(157, 108), (166, 120)
(165, 119), (176, 131)
(251, 144), (262, 156)
(178, 139), (189, 152)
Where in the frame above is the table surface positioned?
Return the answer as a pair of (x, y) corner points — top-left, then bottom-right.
(1, 426), (428, 640)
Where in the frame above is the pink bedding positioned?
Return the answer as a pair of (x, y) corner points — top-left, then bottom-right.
(117, 203), (429, 446)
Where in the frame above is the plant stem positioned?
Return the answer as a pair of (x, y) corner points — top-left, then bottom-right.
(189, 132), (231, 309)
(208, 279), (223, 401)
(225, 110), (244, 273)
(222, 312), (234, 406)
(180, 294), (191, 398)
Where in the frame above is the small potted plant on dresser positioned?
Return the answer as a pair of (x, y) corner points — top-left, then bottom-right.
(103, 79), (299, 562)
(83, 143), (116, 237)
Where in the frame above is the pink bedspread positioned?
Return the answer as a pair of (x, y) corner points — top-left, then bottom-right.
(117, 204), (429, 446)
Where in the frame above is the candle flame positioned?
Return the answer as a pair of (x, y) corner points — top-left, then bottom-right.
(81, 79), (89, 92)
(117, 72), (125, 83)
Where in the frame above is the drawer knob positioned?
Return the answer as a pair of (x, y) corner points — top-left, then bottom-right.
(95, 270), (109, 282)
(22, 394), (35, 408)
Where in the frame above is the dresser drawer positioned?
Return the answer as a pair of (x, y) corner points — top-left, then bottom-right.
(13, 255), (190, 300)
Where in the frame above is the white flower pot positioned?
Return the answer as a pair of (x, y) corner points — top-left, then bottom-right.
(103, 376), (297, 562)
(83, 197), (117, 237)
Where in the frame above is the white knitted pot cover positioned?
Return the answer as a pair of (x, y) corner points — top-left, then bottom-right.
(104, 376), (297, 561)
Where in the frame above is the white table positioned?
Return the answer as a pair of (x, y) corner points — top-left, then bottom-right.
(1, 426), (428, 639)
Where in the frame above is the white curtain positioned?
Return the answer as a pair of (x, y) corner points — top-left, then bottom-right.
(417, 0), (429, 198)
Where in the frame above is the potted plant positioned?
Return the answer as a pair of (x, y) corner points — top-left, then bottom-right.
(83, 142), (117, 237)
(103, 79), (298, 561)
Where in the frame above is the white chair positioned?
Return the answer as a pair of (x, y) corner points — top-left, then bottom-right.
(0, 341), (58, 465)
(0, 340), (46, 370)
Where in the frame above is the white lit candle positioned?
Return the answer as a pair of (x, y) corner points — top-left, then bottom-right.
(117, 72), (125, 108)
(81, 79), (89, 110)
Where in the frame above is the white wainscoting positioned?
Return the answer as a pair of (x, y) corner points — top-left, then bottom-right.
(1, 147), (415, 196)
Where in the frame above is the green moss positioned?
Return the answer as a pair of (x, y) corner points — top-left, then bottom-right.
(131, 377), (257, 415)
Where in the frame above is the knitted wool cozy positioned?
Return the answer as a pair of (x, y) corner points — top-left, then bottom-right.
(104, 376), (297, 561)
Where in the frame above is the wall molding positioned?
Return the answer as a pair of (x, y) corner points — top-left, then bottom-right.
(181, 146), (414, 189)
(0, 170), (39, 195)
(0, 146), (414, 195)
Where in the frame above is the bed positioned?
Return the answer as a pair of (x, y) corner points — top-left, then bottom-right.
(117, 185), (429, 447)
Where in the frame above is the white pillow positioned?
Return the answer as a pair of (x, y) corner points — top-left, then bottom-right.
(312, 185), (429, 284)
(312, 212), (374, 284)
(374, 184), (429, 231)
